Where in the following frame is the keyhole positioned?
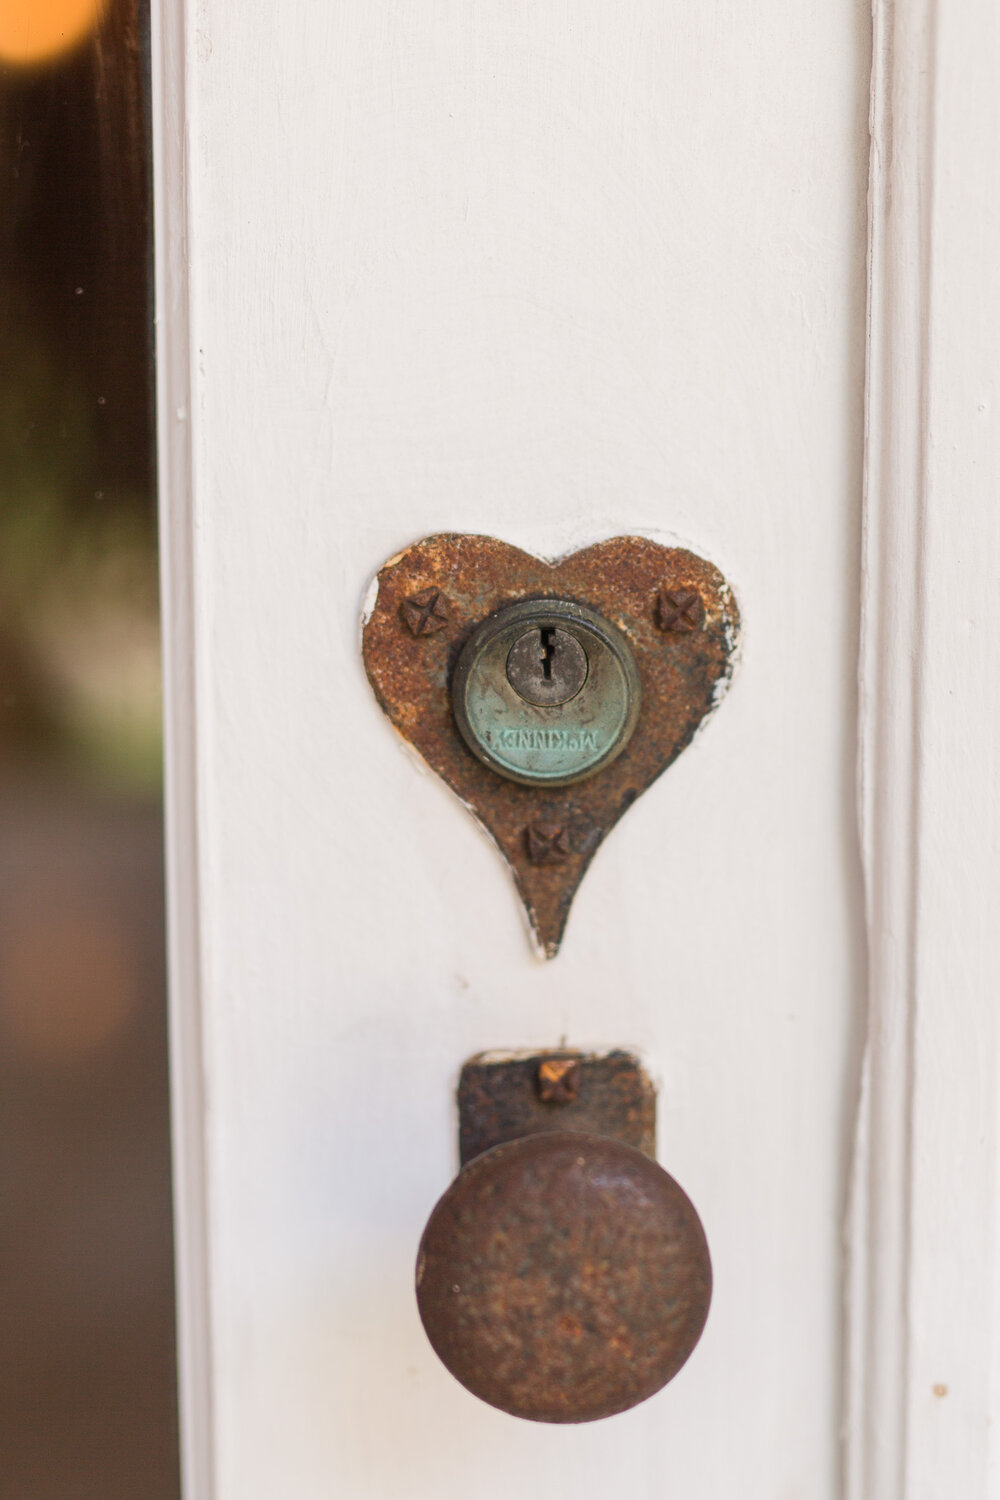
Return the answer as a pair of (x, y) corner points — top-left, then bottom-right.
(539, 626), (556, 681)
(506, 624), (589, 706)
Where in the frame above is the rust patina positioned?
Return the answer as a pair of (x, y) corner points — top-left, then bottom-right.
(415, 1131), (712, 1423)
(362, 533), (740, 956)
(458, 1049), (656, 1164)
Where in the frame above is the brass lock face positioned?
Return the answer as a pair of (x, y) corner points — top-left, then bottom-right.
(451, 598), (641, 787)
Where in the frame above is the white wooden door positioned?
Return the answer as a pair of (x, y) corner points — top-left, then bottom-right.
(152, 1), (1000, 1496)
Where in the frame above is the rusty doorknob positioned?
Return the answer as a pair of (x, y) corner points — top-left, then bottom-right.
(415, 1131), (712, 1423)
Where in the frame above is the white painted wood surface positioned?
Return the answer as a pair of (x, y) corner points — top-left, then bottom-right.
(847, 2), (1000, 1495)
(154, 2), (873, 1495)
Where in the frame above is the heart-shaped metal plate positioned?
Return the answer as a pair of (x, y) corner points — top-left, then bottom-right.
(362, 534), (739, 957)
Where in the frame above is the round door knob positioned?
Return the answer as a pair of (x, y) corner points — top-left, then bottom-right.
(415, 1131), (711, 1423)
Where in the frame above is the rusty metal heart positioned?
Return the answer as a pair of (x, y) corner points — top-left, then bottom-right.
(362, 534), (740, 957)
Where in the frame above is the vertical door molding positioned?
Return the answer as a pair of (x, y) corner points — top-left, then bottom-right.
(849, 1), (1000, 1494)
(151, 0), (215, 1496)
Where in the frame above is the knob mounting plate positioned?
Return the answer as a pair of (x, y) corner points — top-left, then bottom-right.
(458, 1048), (656, 1165)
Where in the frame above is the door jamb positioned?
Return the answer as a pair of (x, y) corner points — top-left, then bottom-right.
(151, 0), (215, 1494)
(848, 1), (1000, 1494)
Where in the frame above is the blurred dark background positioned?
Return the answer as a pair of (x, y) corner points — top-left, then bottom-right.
(0, 1), (180, 1495)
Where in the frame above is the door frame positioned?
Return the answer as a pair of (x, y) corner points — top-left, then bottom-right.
(151, 2), (1000, 1494)
(151, 3), (212, 1494)
(847, 1), (1000, 1494)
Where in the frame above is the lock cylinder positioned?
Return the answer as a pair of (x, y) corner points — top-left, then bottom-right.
(450, 598), (641, 787)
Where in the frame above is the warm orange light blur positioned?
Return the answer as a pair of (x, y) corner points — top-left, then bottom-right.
(0, 0), (107, 66)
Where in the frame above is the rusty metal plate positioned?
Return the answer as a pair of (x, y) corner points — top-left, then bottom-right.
(458, 1049), (656, 1165)
(362, 533), (740, 957)
(416, 1131), (712, 1423)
